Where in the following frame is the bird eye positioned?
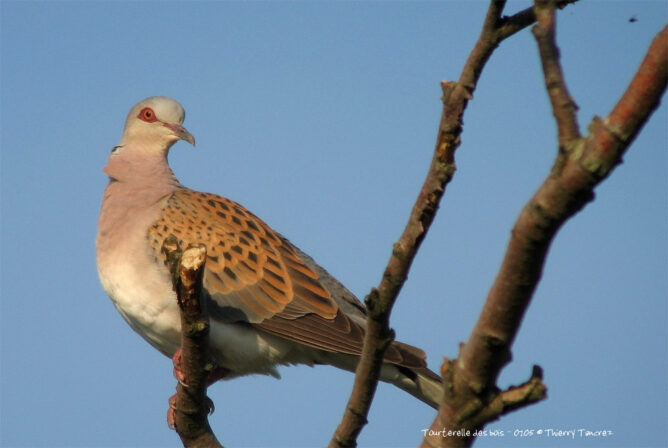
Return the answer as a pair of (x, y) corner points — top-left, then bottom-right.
(138, 107), (157, 122)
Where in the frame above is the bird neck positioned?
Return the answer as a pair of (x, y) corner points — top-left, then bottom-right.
(102, 144), (182, 204)
(105, 142), (176, 178)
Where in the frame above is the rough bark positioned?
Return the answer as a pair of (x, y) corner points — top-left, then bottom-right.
(163, 236), (224, 448)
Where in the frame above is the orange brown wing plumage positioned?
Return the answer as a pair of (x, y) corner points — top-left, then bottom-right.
(148, 188), (423, 366)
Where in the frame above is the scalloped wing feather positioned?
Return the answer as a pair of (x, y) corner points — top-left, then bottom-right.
(149, 189), (338, 323)
(148, 189), (428, 369)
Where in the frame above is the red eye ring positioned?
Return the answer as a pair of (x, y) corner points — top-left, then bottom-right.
(137, 107), (157, 123)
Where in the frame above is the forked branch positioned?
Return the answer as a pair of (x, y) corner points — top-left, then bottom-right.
(329, 1), (580, 447)
(423, 3), (667, 446)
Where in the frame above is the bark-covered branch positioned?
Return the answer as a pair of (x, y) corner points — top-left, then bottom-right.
(329, 2), (580, 447)
(163, 236), (223, 448)
(532, 0), (581, 148)
(423, 3), (667, 446)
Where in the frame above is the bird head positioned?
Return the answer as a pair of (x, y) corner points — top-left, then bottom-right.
(119, 96), (195, 150)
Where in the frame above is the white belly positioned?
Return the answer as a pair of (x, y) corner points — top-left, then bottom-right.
(98, 250), (319, 379)
(98, 257), (182, 356)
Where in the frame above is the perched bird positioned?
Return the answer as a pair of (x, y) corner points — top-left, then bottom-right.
(96, 96), (443, 408)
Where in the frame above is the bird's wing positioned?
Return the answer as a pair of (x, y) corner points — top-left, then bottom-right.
(148, 188), (425, 366)
(148, 189), (358, 355)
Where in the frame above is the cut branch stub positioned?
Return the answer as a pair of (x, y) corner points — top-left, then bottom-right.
(162, 236), (223, 448)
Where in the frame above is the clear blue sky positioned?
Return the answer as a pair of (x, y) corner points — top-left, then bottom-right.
(1, 1), (666, 447)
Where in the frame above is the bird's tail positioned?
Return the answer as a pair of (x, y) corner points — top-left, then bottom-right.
(380, 362), (443, 409)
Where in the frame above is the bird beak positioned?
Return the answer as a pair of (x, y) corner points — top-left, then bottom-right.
(164, 123), (196, 146)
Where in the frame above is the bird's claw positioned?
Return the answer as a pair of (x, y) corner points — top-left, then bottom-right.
(167, 394), (178, 430)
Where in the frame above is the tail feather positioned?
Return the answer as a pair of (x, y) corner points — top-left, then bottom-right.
(315, 350), (443, 408)
(381, 364), (443, 409)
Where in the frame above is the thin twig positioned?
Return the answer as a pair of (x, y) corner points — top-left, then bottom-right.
(532, 0), (581, 149)
(496, 0), (579, 40)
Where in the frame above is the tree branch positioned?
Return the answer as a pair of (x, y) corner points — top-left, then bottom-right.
(423, 5), (667, 447)
(162, 236), (223, 448)
(496, 0), (579, 41)
(329, 1), (580, 447)
(532, 0), (581, 149)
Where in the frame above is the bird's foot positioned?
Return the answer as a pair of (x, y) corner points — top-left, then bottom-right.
(173, 347), (230, 386)
(167, 348), (227, 428)
(167, 393), (216, 430)
(171, 348), (187, 386)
